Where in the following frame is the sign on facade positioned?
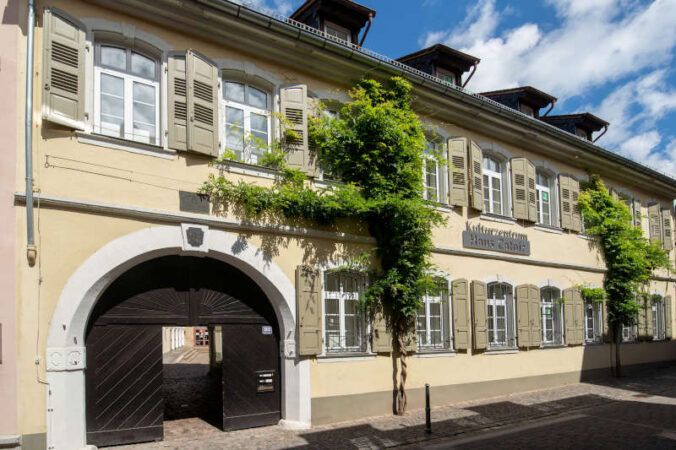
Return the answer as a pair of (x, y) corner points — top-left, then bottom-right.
(462, 222), (530, 255)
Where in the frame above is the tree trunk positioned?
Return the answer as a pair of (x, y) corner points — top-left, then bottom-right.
(613, 321), (622, 377)
(395, 334), (408, 415)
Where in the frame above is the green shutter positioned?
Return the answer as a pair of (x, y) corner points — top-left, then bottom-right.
(662, 209), (673, 250)
(452, 279), (470, 350)
(42, 8), (87, 129)
(633, 199), (642, 229)
(296, 266), (322, 356)
(511, 159), (529, 221)
(186, 50), (219, 157)
(665, 295), (673, 339)
(448, 138), (469, 207)
(529, 285), (542, 347)
(167, 52), (187, 151)
(468, 141), (484, 211)
(281, 85), (314, 175)
(648, 203), (662, 244)
(471, 281), (488, 350)
(371, 309), (392, 353)
(516, 284), (531, 347)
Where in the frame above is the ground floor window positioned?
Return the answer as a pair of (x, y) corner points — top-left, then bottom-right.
(622, 320), (638, 342)
(541, 287), (564, 345)
(487, 282), (516, 348)
(584, 301), (603, 343)
(323, 270), (367, 353)
(652, 296), (666, 340)
(417, 279), (451, 350)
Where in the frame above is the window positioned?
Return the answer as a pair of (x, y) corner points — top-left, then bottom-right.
(536, 172), (553, 226)
(519, 103), (535, 117)
(584, 301), (603, 343)
(416, 279), (450, 350)
(652, 296), (666, 340)
(575, 127), (589, 140)
(223, 81), (271, 164)
(483, 157), (503, 215)
(94, 45), (160, 145)
(324, 21), (351, 43)
(436, 68), (457, 86)
(541, 287), (564, 345)
(423, 139), (443, 202)
(323, 271), (367, 353)
(622, 321), (638, 342)
(487, 282), (516, 348)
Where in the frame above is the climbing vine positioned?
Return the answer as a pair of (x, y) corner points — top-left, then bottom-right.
(578, 174), (671, 376)
(202, 77), (445, 414)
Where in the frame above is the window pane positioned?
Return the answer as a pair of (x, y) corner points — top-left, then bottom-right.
(225, 82), (245, 103)
(250, 113), (268, 133)
(131, 52), (155, 79)
(325, 273), (340, 292)
(133, 82), (155, 105)
(100, 46), (126, 71)
(100, 74), (124, 138)
(325, 298), (339, 316)
(249, 86), (268, 109)
(132, 82), (156, 143)
(225, 106), (244, 155)
(345, 299), (357, 315)
(101, 73), (124, 97)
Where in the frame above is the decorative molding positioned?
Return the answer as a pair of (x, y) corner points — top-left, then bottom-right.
(536, 279), (564, 290)
(280, 339), (296, 359)
(181, 223), (209, 253)
(483, 274), (518, 286)
(46, 347), (86, 372)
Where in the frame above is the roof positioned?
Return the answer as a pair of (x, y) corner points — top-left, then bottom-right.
(481, 86), (557, 109)
(541, 113), (609, 133)
(290, 0), (376, 21)
(397, 44), (480, 73)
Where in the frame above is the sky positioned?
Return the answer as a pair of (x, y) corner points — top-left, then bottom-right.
(240, 0), (676, 177)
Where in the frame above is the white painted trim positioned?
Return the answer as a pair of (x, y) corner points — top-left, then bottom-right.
(536, 279), (564, 290)
(480, 214), (517, 225)
(216, 160), (280, 179)
(413, 351), (457, 358)
(534, 225), (563, 234)
(45, 226), (310, 450)
(76, 132), (176, 159)
(316, 355), (376, 363)
(484, 349), (519, 355)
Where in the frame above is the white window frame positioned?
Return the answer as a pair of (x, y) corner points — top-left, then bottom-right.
(423, 140), (443, 203)
(541, 287), (564, 345)
(483, 157), (503, 215)
(584, 301), (603, 343)
(324, 20), (352, 43)
(536, 172), (553, 226)
(93, 46), (161, 146)
(622, 321), (638, 342)
(221, 81), (272, 164)
(322, 270), (367, 354)
(417, 279), (451, 351)
(487, 282), (515, 348)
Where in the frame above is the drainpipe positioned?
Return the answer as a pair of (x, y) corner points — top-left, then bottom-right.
(542, 99), (556, 117)
(593, 124), (609, 143)
(461, 61), (478, 88)
(358, 13), (373, 47)
(25, 0), (37, 266)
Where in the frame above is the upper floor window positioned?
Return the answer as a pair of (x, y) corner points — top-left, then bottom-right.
(483, 156), (503, 215)
(651, 296), (666, 340)
(536, 171), (553, 226)
(541, 287), (563, 345)
(323, 271), (367, 353)
(94, 45), (160, 145)
(423, 139), (443, 202)
(487, 282), (515, 348)
(416, 279), (450, 351)
(519, 103), (535, 117)
(584, 301), (603, 343)
(435, 68), (457, 86)
(223, 81), (271, 164)
(324, 21), (351, 43)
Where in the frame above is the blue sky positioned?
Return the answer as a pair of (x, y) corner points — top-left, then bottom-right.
(247, 0), (676, 176)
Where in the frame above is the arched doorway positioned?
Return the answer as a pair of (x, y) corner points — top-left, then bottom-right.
(84, 255), (281, 447)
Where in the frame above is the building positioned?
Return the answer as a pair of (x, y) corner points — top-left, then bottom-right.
(1, 0), (674, 448)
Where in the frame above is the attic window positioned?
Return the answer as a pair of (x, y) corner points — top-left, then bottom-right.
(519, 103), (534, 117)
(436, 67), (457, 86)
(324, 21), (351, 43)
(575, 127), (589, 140)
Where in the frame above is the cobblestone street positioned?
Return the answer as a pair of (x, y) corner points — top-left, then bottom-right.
(112, 364), (676, 449)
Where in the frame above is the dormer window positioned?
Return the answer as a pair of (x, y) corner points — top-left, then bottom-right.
(324, 21), (351, 43)
(435, 68), (457, 86)
(519, 103), (535, 117)
(575, 127), (589, 140)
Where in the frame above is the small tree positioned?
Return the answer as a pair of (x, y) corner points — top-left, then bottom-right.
(202, 77), (444, 414)
(578, 175), (670, 376)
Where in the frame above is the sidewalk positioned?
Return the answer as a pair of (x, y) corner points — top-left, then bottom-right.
(117, 364), (676, 449)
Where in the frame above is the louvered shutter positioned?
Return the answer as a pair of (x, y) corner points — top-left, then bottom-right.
(448, 138), (469, 207)
(637, 296), (648, 340)
(648, 204), (662, 244)
(516, 284), (531, 347)
(469, 141), (484, 211)
(529, 285), (542, 347)
(296, 266), (322, 356)
(168, 52), (187, 151)
(559, 175), (581, 231)
(665, 296), (673, 339)
(471, 281), (488, 350)
(281, 85), (313, 175)
(573, 288), (585, 344)
(646, 298), (655, 340)
(564, 288), (576, 345)
(511, 158), (536, 221)
(662, 209), (673, 250)
(186, 50), (219, 157)
(570, 179), (582, 232)
(633, 199), (642, 229)
(371, 309), (392, 353)
(452, 279), (470, 350)
(42, 8), (87, 129)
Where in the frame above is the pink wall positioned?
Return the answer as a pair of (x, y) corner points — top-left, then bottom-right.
(0, 0), (19, 435)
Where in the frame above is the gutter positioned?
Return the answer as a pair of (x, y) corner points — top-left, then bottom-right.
(25, 0), (36, 266)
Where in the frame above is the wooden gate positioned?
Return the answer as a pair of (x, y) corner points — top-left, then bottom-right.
(85, 256), (280, 447)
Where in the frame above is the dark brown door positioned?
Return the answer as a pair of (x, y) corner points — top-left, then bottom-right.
(222, 323), (281, 430)
(86, 325), (164, 447)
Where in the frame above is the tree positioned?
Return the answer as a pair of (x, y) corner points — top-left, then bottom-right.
(578, 175), (671, 376)
(202, 77), (444, 414)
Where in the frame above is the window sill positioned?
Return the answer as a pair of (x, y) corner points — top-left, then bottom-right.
(583, 341), (604, 346)
(76, 132), (175, 160)
(578, 233), (595, 241)
(215, 159), (281, 180)
(534, 225), (564, 234)
(316, 353), (376, 363)
(413, 350), (456, 358)
(480, 214), (516, 225)
(485, 348), (519, 355)
(539, 344), (567, 350)
(433, 203), (454, 213)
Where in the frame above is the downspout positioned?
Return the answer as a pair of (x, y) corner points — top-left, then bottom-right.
(358, 12), (373, 47)
(25, 0), (37, 266)
(542, 99), (556, 117)
(593, 124), (609, 143)
(461, 61), (478, 88)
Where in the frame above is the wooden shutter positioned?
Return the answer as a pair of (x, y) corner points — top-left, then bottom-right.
(452, 279), (470, 350)
(646, 298), (655, 340)
(448, 138), (469, 207)
(573, 288), (585, 344)
(167, 52), (188, 151)
(570, 179), (582, 232)
(511, 158), (535, 221)
(516, 284), (531, 347)
(468, 141), (484, 211)
(42, 8), (86, 129)
(527, 163), (537, 222)
(471, 281), (488, 350)
(633, 199), (642, 229)
(559, 175), (580, 231)
(529, 285), (542, 347)
(563, 288), (576, 345)
(281, 85), (313, 175)
(186, 50), (219, 157)
(296, 266), (322, 356)
(662, 209), (673, 250)
(666, 296), (673, 339)
(371, 309), (392, 353)
(648, 203), (662, 244)
(637, 295), (648, 340)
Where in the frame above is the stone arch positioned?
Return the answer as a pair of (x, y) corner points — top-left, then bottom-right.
(45, 225), (309, 450)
